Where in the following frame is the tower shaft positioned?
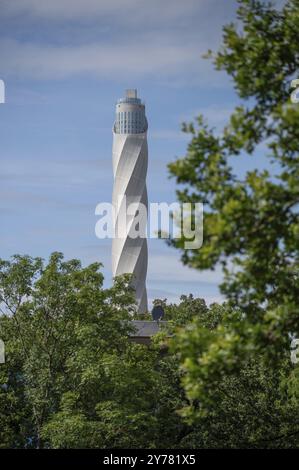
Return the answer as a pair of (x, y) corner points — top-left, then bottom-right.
(112, 90), (148, 313)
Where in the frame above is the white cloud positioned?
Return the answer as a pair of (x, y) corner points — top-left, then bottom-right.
(148, 251), (224, 284)
(150, 129), (190, 141)
(0, 37), (207, 80)
(180, 104), (236, 130)
(146, 251), (225, 306)
(2, 0), (205, 23)
(0, 0), (235, 82)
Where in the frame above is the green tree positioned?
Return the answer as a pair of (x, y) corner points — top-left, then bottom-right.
(168, 0), (299, 326)
(172, 308), (299, 448)
(0, 253), (190, 448)
(164, 294), (223, 328)
(0, 253), (135, 447)
(168, 0), (299, 447)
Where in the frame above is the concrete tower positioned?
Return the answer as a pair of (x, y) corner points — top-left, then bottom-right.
(112, 89), (148, 313)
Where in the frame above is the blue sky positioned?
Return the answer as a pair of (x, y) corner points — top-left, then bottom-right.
(0, 0), (276, 306)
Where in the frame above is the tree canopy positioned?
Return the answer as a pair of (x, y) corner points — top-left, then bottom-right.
(166, 0), (299, 447)
(1, 0), (299, 449)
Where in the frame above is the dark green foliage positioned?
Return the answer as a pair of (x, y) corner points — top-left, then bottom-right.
(166, 0), (299, 448)
(1, 0), (299, 449)
(168, 0), (299, 321)
(0, 253), (188, 448)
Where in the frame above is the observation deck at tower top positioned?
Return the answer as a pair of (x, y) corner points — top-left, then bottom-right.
(116, 89), (144, 106)
(114, 89), (147, 134)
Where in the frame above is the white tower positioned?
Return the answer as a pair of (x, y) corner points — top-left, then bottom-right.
(112, 89), (148, 313)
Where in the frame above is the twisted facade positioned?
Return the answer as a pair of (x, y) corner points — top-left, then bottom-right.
(112, 89), (148, 313)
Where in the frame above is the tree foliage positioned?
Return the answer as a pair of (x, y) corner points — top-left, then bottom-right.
(167, 0), (299, 447)
(0, 253), (189, 448)
(168, 0), (299, 320)
(1, 0), (299, 450)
